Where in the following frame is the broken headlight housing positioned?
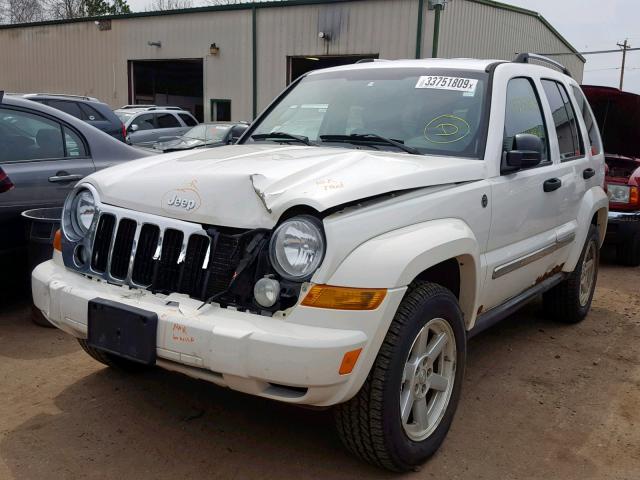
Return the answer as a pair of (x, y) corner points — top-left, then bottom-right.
(269, 215), (325, 281)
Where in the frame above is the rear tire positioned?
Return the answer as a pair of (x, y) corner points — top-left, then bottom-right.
(334, 282), (466, 472)
(543, 225), (599, 323)
(615, 232), (640, 267)
(77, 339), (151, 373)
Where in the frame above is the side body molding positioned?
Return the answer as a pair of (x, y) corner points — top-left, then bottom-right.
(327, 218), (481, 329)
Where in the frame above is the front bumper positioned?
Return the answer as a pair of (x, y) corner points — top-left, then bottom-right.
(32, 255), (405, 406)
(606, 210), (640, 244)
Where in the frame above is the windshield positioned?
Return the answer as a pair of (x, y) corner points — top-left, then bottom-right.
(249, 68), (489, 158)
(180, 124), (231, 142)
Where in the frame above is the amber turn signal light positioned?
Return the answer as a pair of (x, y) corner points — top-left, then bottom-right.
(301, 285), (387, 310)
(339, 348), (363, 375)
(631, 186), (639, 206)
(53, 229), (62, 252)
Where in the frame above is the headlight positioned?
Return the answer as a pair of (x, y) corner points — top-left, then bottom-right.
(269, 216), (325, 281)
(608, 184), (630, 204)
(64, 188), (96, 239)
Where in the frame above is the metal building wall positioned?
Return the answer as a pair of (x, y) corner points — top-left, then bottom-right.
(255, 0), (420, 111)
(0, 9), (254, 120)
(0, 0), (585, 122)
(424, 0), (584, 82)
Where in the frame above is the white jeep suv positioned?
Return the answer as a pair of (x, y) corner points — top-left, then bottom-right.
(32, 55), (608, 471)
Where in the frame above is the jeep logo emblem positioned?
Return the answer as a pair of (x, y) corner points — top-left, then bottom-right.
(162, 188), (201, 213)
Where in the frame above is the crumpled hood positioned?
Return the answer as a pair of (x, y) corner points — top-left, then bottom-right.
(85, 144), (486, 228)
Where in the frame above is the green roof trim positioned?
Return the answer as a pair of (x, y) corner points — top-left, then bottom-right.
(467, 0), (585, 63)
(0, 0), (586, 64)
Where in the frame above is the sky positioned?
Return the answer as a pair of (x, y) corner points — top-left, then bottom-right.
(124, 0), (640, 94)
(506, 0), (640, 94)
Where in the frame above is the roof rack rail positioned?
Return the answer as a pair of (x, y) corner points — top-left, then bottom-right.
(24, 93), (100, 101)
(514, 53), (572, 77)
(119, 104), (157, 109)
(355, 58), (389, 64)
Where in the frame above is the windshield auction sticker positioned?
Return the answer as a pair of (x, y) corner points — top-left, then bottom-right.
(415, 76), (478, 93)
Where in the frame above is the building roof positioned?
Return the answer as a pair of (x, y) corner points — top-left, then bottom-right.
(0, 0), (584, 62)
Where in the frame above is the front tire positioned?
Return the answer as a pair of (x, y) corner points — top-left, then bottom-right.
(334, 282), (466, 472)
(543, 225), (600, 323)
(77, 339), (151, 373)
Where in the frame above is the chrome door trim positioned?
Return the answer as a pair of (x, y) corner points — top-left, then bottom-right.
(492, 233), (575, 279)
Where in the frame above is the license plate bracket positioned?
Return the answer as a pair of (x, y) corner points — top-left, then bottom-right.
(87, 298), (158, 366)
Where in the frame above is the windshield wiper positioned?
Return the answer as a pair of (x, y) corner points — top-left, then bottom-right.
(251, 132), (312, 145)
(319, 133), (421, 155)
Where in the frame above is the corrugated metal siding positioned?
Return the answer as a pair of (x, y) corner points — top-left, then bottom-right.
(256, 0), (418, 111)
(0, 0), (584, 121)
(432, 0), (584, 82)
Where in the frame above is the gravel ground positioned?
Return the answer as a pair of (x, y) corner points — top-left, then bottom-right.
(0, 253), (638, 480)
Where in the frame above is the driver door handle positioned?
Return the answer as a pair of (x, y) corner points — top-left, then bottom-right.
(543, 178), (562, 192)
(49, 172), (83, 183)
(583, 168), (596, 179)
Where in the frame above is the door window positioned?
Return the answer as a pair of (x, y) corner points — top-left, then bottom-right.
(132, 113), (155, 131)
(156, 113), (181, 128)
(0, 107), (67, 161)
(78, 103), (107, 121)
(541, 80), (584, 161)
(503, 77), (549, 162)
(571, 86), (602, 155)
(179, 113), (198, 127)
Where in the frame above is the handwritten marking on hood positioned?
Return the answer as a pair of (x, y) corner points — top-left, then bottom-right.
(316, 179), (345, 191)
(162, 188), (202, 213)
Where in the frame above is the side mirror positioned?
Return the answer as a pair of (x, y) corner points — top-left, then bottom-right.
(229, 124), (248, 144)
(502, 134), (543, 173)
(129, 124), (139, 133)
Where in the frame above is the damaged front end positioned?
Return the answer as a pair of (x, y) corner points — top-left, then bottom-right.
(61, 184), (307, 316)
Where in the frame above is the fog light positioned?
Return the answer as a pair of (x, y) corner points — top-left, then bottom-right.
(254, 277), (280, 308)
(74, 244), (89, 267)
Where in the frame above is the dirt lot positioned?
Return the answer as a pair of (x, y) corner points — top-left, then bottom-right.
(1, 253), (638, 480)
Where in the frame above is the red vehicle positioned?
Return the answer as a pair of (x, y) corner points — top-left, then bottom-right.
(582, 85), (640, 266)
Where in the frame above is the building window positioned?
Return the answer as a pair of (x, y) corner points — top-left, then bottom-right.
(210, 99), (231, 121)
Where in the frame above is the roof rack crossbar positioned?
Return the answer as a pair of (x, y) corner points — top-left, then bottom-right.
(514, 53), (572, 77)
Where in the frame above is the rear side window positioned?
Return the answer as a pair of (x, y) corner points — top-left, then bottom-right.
(571, 86), (602, 155)
(78, 103), (106, 121)
(47, 100), (84, 119)
(63, 127), (88, 157)
(179, 113), (197, 127)
(503, 77), (549, 162)
(541, 80), (584, 160)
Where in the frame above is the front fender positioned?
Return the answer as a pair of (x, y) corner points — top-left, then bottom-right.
(327, 218), (481, 328)
(564, 187), (609, 272)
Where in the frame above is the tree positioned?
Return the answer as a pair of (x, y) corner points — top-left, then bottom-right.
(146, 0), (192, 11)
(43, 0), (130, 19)
(0, 0), (44, 23)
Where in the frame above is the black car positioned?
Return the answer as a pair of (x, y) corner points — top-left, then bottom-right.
(0, 92), (151, 268)
(152, 122), (249, 152)
(17, 93), (127, 142)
